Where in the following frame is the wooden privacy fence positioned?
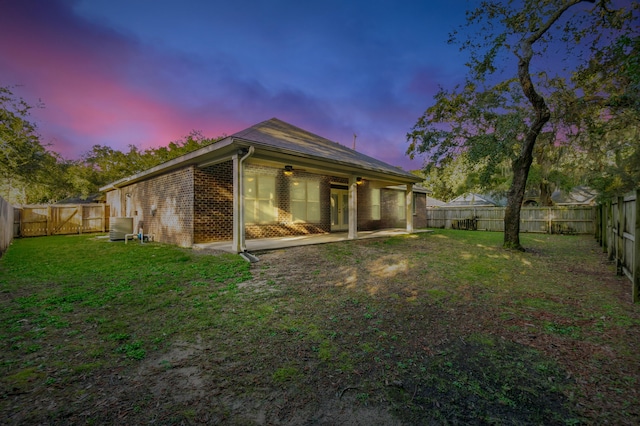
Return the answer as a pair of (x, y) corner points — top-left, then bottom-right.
(427, 206), (595, 234)
(15, 204), (110, 237)
(596, 190), (639, 303)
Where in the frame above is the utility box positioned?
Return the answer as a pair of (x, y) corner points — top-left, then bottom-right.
(109, 217), (133, 241)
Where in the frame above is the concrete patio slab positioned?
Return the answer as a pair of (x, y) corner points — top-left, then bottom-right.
(192, 228), (432, 253)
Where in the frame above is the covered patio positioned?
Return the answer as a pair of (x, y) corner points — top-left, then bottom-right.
(193, 228), (432, 253)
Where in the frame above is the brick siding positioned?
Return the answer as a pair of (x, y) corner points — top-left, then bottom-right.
(193, 161), (234, 242)
(414, 193), (427, 228)
(108, 167), (195, 247)
(106, 160), (425, 247)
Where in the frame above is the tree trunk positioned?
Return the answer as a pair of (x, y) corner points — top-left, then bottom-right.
(504, 134), (539, 250)
(539, 181), (554, 206)
(503, 0), (586, 249)
(504, 37), (553, 249)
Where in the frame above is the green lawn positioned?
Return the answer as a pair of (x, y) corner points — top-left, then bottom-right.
(1, 231), (638, 424)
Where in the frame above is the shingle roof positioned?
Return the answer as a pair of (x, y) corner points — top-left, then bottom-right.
(551, 186), (597, 205)
(232, 118), (420, 182)
(100, 117), (421, 191)
(446, 193), (501, 207)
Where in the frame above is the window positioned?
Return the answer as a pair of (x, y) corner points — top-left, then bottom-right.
(244, 174), (276, 223)
(371, 188), (381, 220)
(397, 191), (406, 220)
(291, 179), (320, 222)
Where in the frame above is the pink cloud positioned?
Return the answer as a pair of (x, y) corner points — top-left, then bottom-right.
(0, 1), (429, 170)
(0, 1), (248, 158)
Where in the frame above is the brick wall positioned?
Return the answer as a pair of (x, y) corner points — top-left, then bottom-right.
(356, 181), (377, 231)
(105, 160), (426, 246)
(414, 193), (427, 228)
(193, 161), (234, 243)
(107, 167), (195, 247)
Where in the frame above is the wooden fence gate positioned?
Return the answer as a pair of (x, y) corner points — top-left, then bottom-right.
(16, 204), (110, 237)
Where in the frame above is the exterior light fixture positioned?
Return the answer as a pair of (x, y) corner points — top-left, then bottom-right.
(283, 165), (294, 176)
(356, 177), (364, 185)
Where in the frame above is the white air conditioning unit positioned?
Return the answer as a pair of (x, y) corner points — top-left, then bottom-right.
(109, 217), (133, 241)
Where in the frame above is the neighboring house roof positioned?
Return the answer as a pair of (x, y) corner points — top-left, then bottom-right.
(446, 193), (502, 207)
(426, 196), (447, 207)
(551, 186), (598, 205)
(55, 193), (105, 204)
(101, 118), (421, 191)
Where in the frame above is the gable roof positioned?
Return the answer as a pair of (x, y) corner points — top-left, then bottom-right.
(551, 186), (598, 205)
(101, 118), (421, 191)
(426, 196), (447, 207)
(231, 118), (418, 181)
(446, 193), (501, 207)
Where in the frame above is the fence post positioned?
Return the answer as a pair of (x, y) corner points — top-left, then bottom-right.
(633, 189), (639, 303)
(46, 205), (52, 236)
(616, 196), (624, 276)
(608, 201), (615, 259)
(600, 203), (609, 253)
(78, 204), (84, 234)
(595, 205), (601, 242)
(102, 204), (107, 232)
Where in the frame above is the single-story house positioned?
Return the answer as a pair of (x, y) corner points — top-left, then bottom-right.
(100, 118), (426, 252)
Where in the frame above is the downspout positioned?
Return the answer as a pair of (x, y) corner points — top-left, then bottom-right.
(235, 146), (254, 253)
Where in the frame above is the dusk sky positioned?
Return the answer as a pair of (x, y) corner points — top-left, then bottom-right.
(0, 0), (474, 171)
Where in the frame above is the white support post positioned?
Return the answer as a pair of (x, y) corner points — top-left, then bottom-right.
(406, 184), (414, 233)
(348, 176), (358, 240)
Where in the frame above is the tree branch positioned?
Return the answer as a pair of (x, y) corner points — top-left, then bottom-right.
(522, 0), (588, 57)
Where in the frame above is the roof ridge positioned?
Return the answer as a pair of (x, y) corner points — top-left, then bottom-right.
(263, 117), (354, 151)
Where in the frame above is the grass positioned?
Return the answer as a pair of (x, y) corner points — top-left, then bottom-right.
(1, 231), (639, 424)
(0, 236), (250, 385)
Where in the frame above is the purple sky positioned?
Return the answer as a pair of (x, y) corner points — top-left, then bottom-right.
(1, 0), (471, 171)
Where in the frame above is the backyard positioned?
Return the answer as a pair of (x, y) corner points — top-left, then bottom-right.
(0, 230), (638, 424)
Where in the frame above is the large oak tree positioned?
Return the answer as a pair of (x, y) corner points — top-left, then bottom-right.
(407, 0), (639, 250)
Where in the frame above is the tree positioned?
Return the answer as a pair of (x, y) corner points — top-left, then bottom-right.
(79, 131), (222, 192)
(570, 35), (640, 198)
(0, 86), (53, 203)
(1, 85), (225, 203)
(407, 0), (639, 249)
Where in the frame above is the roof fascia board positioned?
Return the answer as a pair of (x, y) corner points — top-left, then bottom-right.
(247, 153), (418, 186)
(99, 137), (236, 191)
